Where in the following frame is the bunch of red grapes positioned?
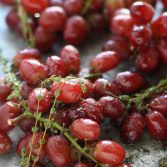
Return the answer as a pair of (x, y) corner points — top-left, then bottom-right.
(0, 0), (167, 167)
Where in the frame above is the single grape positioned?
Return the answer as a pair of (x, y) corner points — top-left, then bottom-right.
(0, 101), (20, 132)
(19, 59), (48, 85)
(145, 111), (167, 140)
(121, 113), (145, 144)
(149, 95), (167, 115)
(0, 130), (12, 154)
(135, 46), (159, 72)
(64, 15), (88, 45)
(46, 135), (71, 167)
(99, 96), (125, 119)
(28, 88), (51, 113)
(94, 140), (125, 165)
(51, 79), (83, 103)
(130, 1), (154, 24)
(71, 118), (100, 140)
(114, 71), (144, 94)
(17, 132), (47, 160)
(21, 0), (49, 15)
(64, 0), (84, 15)
(90, 51), (121, 73)
(60, 45), (80, 74)
(46, 56), (68, 77)
(40, 6), (67, 32)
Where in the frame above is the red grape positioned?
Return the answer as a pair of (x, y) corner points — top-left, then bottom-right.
(28, 88), (51, 113)
(19, 59), (48, 85)
(151, 13), (167, 38)
(46, 135), (71, 167)
(21, 0), (49, 15)
(149, 95), (167, 115)
(145, 111), (167, 140)
(0, 78), (12, 104)
(93, 78), (120, 98)
(129, 25), (152, 48)
(64, 15), (88, 45)
(90, 51), (120, 73)
(51, 79), (83, 103)
(21, 82), (35, 100)
(46, 56), (68, 77)
(64, 0), (84, 15)
(130, 1), (154, 24)
(111, 12), (134, 37)
(79, 98), (103, 122)
(156, 38), (167, 64)
(19, 118), (36, 133)
(40, 6), (67, 32)
(35, 26), (56, 52)
(114, 71), (144, 94)
(0, 130), (12, 154)
(13, 48), (40, 68)
(60, 45), (80, 74)
(0, 101), (20, 132)
(94, 140), (125, 165)
(135, 46), (159, 72)
(17, 132), (47, 160)
(99, 96), (125, 119)
(71, 118), (100, 140)
(121, 113), (145, 144)
(103, 36), (131, 60)
(89, 0), (104, 13)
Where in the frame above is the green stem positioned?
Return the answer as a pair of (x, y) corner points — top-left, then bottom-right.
(81, 0), (92, 15)
(120, 78), (167, 110)
(83, 73), (102, 79)
(23, 112), (105, 167)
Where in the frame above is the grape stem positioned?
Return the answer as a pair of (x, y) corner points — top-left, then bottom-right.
(120, 78), (167, 110)
(8, 112), (105, 167)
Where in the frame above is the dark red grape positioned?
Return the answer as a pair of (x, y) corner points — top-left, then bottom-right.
(149, 95), (167, 115)
(93, 78), (120, 98)
(145, 111), (167, 140)
(156, 38), (167, 64)
(64, 0), (84, 15)
(135, 46), (159, 72)
(0, 78), (12, 104)
(130, 1), (154, 24)
(99, 96), (125, 119)
(114, 71), (144, 94)
(121, 113), (145, 144)
(129, 25), (152, 48)
(0, 130), (12, 154)
(103, 36), (131, 60)
(151, 13), (167, 38)
(19, 118), (36, 133)
(35, 26), (56, 52)
(21, 82), (35, 100)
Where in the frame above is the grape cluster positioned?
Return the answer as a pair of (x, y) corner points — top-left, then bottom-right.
(0, 0), (167, 167)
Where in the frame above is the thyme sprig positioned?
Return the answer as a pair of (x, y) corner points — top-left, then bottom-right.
(16, 0), (35, 47)
(120, 78), (167, 111)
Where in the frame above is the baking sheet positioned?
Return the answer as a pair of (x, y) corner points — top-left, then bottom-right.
(0, 4), (167, 167)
